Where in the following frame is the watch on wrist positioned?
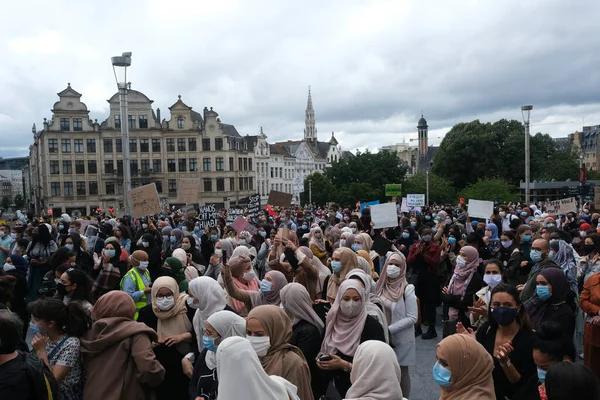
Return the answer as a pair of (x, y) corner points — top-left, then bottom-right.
(343, 362), (352, 372)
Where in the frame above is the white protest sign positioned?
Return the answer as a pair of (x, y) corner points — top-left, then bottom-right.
(401, 197), (409, 213)
(178, 179), (200, 203)
(370, 203), (399, 229)
(406, 194), (425, 207)
(467, 199), (494, 219)
(546, 197), (577, 215)
(128, 184), (161, 218)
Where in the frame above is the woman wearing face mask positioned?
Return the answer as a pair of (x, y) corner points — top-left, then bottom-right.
(172, 248), (200, 282)
(580, 233), (600, 284)
(162, 257), (189, 293)
(441, 246), (484, 336)
(80, 291), (165, 400)
(166, 228), (184, 258)
(500, 230), (524, 286)
(55, 267), (93, 311)
(25, 224), (58, 302)
(317, 280), (386, 397)
(160, 225), (173, 258)
(113, 225), (132, 253)
(353, 233), (380, 274)
(483, 223), (501, 258)
(439, 230), (462, 293)
(376, 253), (418, 397)
(433, 334), (495, 399)
(469, 260), (504, 329)
(309, 226), (329, 265)
(182, 235), (206, 274)
(513, 225), (534, 284)
(280, 283), (326, 399)
(219, 255), (259, 316)
(140, 233), (162, 280)
(137, 276), (194, 400)
(254, 228), (269, 277)
(246, 304), (313, 400)
(325, 247), (358, 303)
(62, 233), (94, 276)
(188, 310), (246, 400)
(91, 241), (125, 301)
(459, 284), (536, 399)
(223, 256), (288, 315)
(28, 298), (91, 400)
(579, 257), (600, 377)
(397, 226), (417, 258)
(525, 268), (576, 336)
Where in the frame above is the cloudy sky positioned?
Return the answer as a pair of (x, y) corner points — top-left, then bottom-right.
(1, 0), (599, 158)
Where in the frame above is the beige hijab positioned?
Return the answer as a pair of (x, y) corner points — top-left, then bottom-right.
(376, 253), (408, 323)
(280, 282), (324, 335)
(346, 340), (403, 400)
(327, 247), (358, 303)
(437, 334), (495, 400)
(151, 276), (192, 339)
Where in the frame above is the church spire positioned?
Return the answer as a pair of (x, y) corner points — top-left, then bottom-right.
(304, 85), (316, 143)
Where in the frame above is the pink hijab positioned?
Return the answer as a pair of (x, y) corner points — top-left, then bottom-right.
(447, 245), (479, 320)
(320, 279), (368, 357)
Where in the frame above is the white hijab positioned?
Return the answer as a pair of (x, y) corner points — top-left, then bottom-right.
(345, 340), (403, 400)
(216, 337), (295, 400)
(188, 277), (227, 351)
(204, 310), (247, 370)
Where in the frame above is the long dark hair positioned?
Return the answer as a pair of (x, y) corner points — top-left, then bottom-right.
(30, 224), (53, 248)
(533, 321), (576, 362)
(64, 268), (93, 304)
(489, 283), (531, 330)
(49, 248), (74, 271)
(27, 298), (91, 338)
(546, 362), (600, 400)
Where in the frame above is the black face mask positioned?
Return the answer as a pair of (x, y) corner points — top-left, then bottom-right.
(476, 228), (485, 236)
(584, 244), (596, 255)
(56, 283), (68, 296)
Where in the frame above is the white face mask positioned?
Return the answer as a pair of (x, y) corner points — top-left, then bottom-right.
(247, 335), (271, 357)
(186, 297), (200, 309)
(3, 263), (16, 272)
(340, 300), (362, 318)
(138, 261), (149, 270)
(215, 249), (223, 256)
(386, 264), (401, 279)
(483, 274), (502, 288)
(142, 241), (150, 248)
(456, 255), (467, 267)
(243, 270), (256, 281)
(156, 295), (175, 311)
(340, 239), (346, 246)
(142, 223), (148, 229)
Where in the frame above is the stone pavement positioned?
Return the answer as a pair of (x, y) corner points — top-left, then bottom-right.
(408, 319), (442, 400)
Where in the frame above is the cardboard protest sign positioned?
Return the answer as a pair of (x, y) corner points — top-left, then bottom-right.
(178, 179), (200, 203)
(467, 199), (494, 219)
(197, 204), (218, 229)
(406, 194), (425, 207)
(370, 203), (399, 229)
(231, 216), (250, 234)
(546, 197), (577, 215)
(267, 190), (293, 207)
(400, 197), (409, 213)
(128, 183), (161, 218)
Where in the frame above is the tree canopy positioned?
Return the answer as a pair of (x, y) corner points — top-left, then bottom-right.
(300, 172), (336, 206)
(403, 172), (456, 204)
(458, 178), (519, 203)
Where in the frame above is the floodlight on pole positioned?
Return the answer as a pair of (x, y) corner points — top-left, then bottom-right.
(521, 105), (533, 205)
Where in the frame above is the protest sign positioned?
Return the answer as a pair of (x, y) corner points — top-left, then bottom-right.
(267, 190), (293, 207)
(247, 193), (261, 221)
(231, 216), (250, 233)
(546, 197), (577, 215)
(226, 207), (245, 226)
(467, 199), (494, 219)
(178, 179), (200, 203)
(400, 197), (409, 213)
(360, 200), (380, 212)
(370, 203), (399, 229)
(197, 204), (218, 229)
(385, 184), (403, 197)
(406, 194), (425, 207)
(595, 187), (600, 209)
(128, 183), (161, 218)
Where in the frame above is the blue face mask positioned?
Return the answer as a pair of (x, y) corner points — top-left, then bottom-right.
(536, 285), (552, 301)
(260, 279), (273, 293)
(302, 225), (307, 230)
(68, 228), (76, 233)
(433, 362), (453, 388)
(448, 237), (457, 245)
(65, 244), (74, 251)
(351, 244), (362, 252)
(170, 236), (176, 243)
(432, 227), (438, 233)
(331, 260), (342, 273)
(281, 218), (286, 223)
(104, 249), (116, 258)
(411, 221), (417, 227)
(537, 367), (547, 383)
(210, 234), (218, 241)
(194, 227), (200, 233)
(521, 211), (528, 217)
(530, 249), (542, 263)
(402, 232), (410, 239)
(523, 235), (532, 243)
(425, 216), (431, 220)
(182, 227), (188, 232)
(29, 322), (45, 335)
(203, 336), (218, 352)
(259, 231), (267, 238)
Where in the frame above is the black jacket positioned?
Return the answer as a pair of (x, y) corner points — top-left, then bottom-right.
(291, 320), (324, 399)
(441, 272), (484, 328)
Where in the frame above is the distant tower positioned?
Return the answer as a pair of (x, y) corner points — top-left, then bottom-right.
(418, 113), (428, 155)
(304, 86), (317, 144)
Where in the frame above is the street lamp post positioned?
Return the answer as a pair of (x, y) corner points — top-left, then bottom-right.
(580, 151), (585, 210)
(521, 105), (533, 205)
(111, 52), (132, 215)
(426, 170), (429, 206)
(308, 179), (312, 205)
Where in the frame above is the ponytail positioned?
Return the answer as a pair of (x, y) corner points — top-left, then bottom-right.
(27, 298), (91, 338)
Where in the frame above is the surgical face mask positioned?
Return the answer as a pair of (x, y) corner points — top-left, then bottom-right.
(142, 223), (148, 229)
(351, 244), (362, 252)
(186, 297), (200, 309)
(162, 235), (169, 241)
(340, 239), (347, 246)
(65, 244), (74, 251)
(530, 249), (543, 263)
(142, 241), (150, 248)
(456, 255), (467, 267)
(581, 231), (588, 238)
(138, 261), (149, 270)
(425, 215), (431, 220)
(448, 237), (457, 245)
(194, 226), (200, 233)
(182, 227), (188, 232)
(156, 295), (175, 311)
(411, 221), (417, 227)
(104, 249), (116, 258)
(302, 225), (307, 230)
(247, 335), (271, 357)
(182, 243), (191, 251)
(340, 300), (362, 318)
(280, 218), (286, 223)
(522, 235), (532, 242)
(483, 274), (502, 288)
(484, 231), (492, 238)
(537, 367), (547, 383)
(402, 232), (410, 239)
(239, 239), (246, 245)
(10, 232), (17, 239)
(211, 234), (218, 241)
(351, 228), (357, 234)
(331, 260), (342, 273)
(260, 279), (273, 293)
(421, 234), (432, 242)
(54, 278), (61, 285)
(203, 336), (218, 352)
(215, 248), (223, 256)
(29, 322), (46, 336)
(536, 285), (552, 301)
(491, 306), (519, 326)
(433, 362), (453, 388)
(521, 212), (528, 217)
(432, 227), (438, 234)
(387, 264), (401, 279)
(68, 227), (77, 233)
(445, 219), (452, 225)
(501, 240), (513, 248)
(170, 236), (176, 243)
(3, 263), (16, 272)
(259, 231), (266, 238)
(499, 211), (506, 218)
(243, 270), (256, 281)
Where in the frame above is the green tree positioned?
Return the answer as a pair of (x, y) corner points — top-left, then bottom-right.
(458, 178), (519, 203)
(337, 183), (382, 206)
(403, 172), (457, 204)
(0, 196), (9, 209)
(13, 194), (25, 209)
(530, 133), (578, 181)
(300, 172), (336, 206)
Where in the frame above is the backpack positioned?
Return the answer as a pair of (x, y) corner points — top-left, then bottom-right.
(20, 351), (59, 400)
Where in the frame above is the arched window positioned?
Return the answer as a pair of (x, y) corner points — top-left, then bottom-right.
(177, 116), (184, 129)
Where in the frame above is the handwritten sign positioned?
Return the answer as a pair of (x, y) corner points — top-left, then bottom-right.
(226, 207), (245, 226)
(198, 204), (218, 229)
(400, 197), (409, 213)
(178, 179), (200, 203)
(546, 197), (577, 215)
(267, 190), (293, 207)
(406, 194), (425, 207)
(370, 203), (399, 229)
(128, 183), (161, 218)
(231, 216), (250, 234)
(247, 193), (261, 222)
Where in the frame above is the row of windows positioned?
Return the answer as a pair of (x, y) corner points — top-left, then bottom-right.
(50, 181), (98, 196)
(47, 137), (237, 154)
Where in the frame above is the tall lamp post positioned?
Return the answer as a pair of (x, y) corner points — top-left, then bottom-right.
(521, 105), (533, 205)
(308, 179), (312, 205)
(111, 52), (132, 215)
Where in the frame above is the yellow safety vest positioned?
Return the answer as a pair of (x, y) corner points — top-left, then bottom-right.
(120, 268), (150, 320)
